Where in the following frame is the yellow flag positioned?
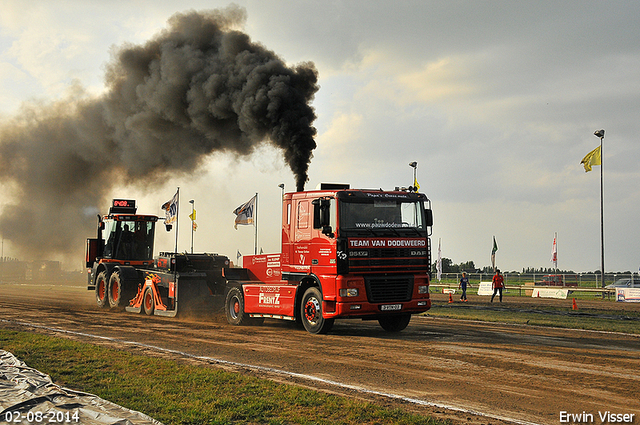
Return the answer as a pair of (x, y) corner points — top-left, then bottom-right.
(580, 146), (601, 172)
(189, 209), (196, 221)
(413, 177), (420, 191)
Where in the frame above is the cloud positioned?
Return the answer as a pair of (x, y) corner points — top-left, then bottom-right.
(0, 6), (319, 264)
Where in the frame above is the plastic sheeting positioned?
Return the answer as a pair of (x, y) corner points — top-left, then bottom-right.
(0, 350), (164, 425)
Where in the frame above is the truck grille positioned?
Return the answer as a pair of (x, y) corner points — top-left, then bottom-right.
(365, 275), (413, 303)
(348, 248), (428, 273)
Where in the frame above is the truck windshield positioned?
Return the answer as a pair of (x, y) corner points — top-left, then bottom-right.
(340, 199), (425, 231)
(103, 219), (155, 261)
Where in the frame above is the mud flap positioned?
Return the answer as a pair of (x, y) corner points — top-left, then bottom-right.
(163, 274), (224, 316)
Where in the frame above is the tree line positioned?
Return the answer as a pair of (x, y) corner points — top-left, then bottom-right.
(431, 258), (576, 275)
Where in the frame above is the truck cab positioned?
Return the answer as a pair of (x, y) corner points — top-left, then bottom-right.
(236, 184), (433, 334)
(86, 200), (157, 279)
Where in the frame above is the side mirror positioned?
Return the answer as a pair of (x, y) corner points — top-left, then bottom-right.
(425, 208), (433, 227)
(313, 198), (334, 237)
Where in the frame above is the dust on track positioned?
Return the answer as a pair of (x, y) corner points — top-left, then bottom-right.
(1, 283), (639, 425)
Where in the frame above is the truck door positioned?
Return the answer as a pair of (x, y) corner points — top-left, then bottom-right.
(292, 199), (312, 268)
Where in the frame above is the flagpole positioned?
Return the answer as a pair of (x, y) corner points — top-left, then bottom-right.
(189, 199), (195, 254)
(175, 187), (180, 254)
(596, 130), (605, 293)
(254, 192), (258, 255)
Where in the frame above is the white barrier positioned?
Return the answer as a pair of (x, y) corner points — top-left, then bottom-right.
(531, 288), (569, 299)
(477, 282), (493, 296)
(616, 288), (640, 302)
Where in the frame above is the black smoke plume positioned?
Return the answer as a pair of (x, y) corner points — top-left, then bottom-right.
(0, 6), (318, 264)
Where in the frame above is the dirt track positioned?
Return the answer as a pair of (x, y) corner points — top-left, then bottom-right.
(1, 283), (639, 425)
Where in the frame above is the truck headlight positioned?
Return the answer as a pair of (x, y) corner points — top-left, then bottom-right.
(339, 288), (359, 297)
(418, 285), (429, 294)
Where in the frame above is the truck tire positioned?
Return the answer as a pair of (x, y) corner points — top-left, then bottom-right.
(95, 271), (109, 308)
(301, 287), (334, 334)
(108, 272), (126, 308)
(378, 314), (411, 332)
(225, 287), (253, 326)
(143, 286), (155, 316)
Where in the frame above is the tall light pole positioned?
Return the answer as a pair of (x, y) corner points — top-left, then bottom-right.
(278, 183), (285, 200)
(189, 199), (195, 254)
(594, 129), (605, 291)
(409, 162), (417, 192)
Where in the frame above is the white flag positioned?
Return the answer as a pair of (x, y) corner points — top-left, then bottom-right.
(233, 195), (256, 229)
(436, 238), (442, 282)
(550, 234), (557, 268)
(161, 190), (179, 225)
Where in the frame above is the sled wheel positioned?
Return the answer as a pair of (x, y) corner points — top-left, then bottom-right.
(143, 286), (155, 316)
(301, 287), (334, 334)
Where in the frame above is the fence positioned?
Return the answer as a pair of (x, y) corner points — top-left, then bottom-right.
(430, 272), (635, 299)
(432, 272), (638, 288)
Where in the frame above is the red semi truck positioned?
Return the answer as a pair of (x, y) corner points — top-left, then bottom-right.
(224, 184), (433, 333)
(87, 185), (433, 334)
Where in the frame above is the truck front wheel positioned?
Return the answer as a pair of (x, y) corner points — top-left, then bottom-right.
(301, 287), (334, 334)
(95, 271), (109, 308)
(378, 314), (411, 332)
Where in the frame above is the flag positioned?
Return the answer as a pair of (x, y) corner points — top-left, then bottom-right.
(413, 177), (420, 191)
(189, 209), (197, 231)
(580, 146), (601, 172)
(161, 190), (179, 226)
(233, 195), (256, 229)
(436, 238), (442, 282)
(491, 236), (498, 270)
(237, 250), (242, 261)
(550, 234), (557, 268)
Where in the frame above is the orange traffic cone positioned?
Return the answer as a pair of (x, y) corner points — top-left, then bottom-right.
(572, 298), (578, 311)
(448, 292), (454, 303)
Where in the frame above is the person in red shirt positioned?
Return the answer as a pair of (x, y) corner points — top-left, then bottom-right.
(491, 269), (504, 302)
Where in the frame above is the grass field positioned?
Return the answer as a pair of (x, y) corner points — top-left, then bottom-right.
(426, 304), (640, 334)
(0, 330), (448, 425)
(425, 289), (640, 334)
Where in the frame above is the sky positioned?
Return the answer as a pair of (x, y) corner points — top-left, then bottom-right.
(0, 0), (639, 273)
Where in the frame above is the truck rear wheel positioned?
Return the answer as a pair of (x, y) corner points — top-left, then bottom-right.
(301, 287), (334, 334)
(108, 271), (131, 309)
(378, 314), (411, 332)
(143, 286), (155, 316)
(225, 287), (253, 325)
(95, 271), (109, 308)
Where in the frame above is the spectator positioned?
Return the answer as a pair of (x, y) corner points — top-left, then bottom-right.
(491, 269), (504, 303)
(459, 272), (470, 302)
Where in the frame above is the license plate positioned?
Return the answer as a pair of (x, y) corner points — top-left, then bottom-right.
(381, 304), (402, 311)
